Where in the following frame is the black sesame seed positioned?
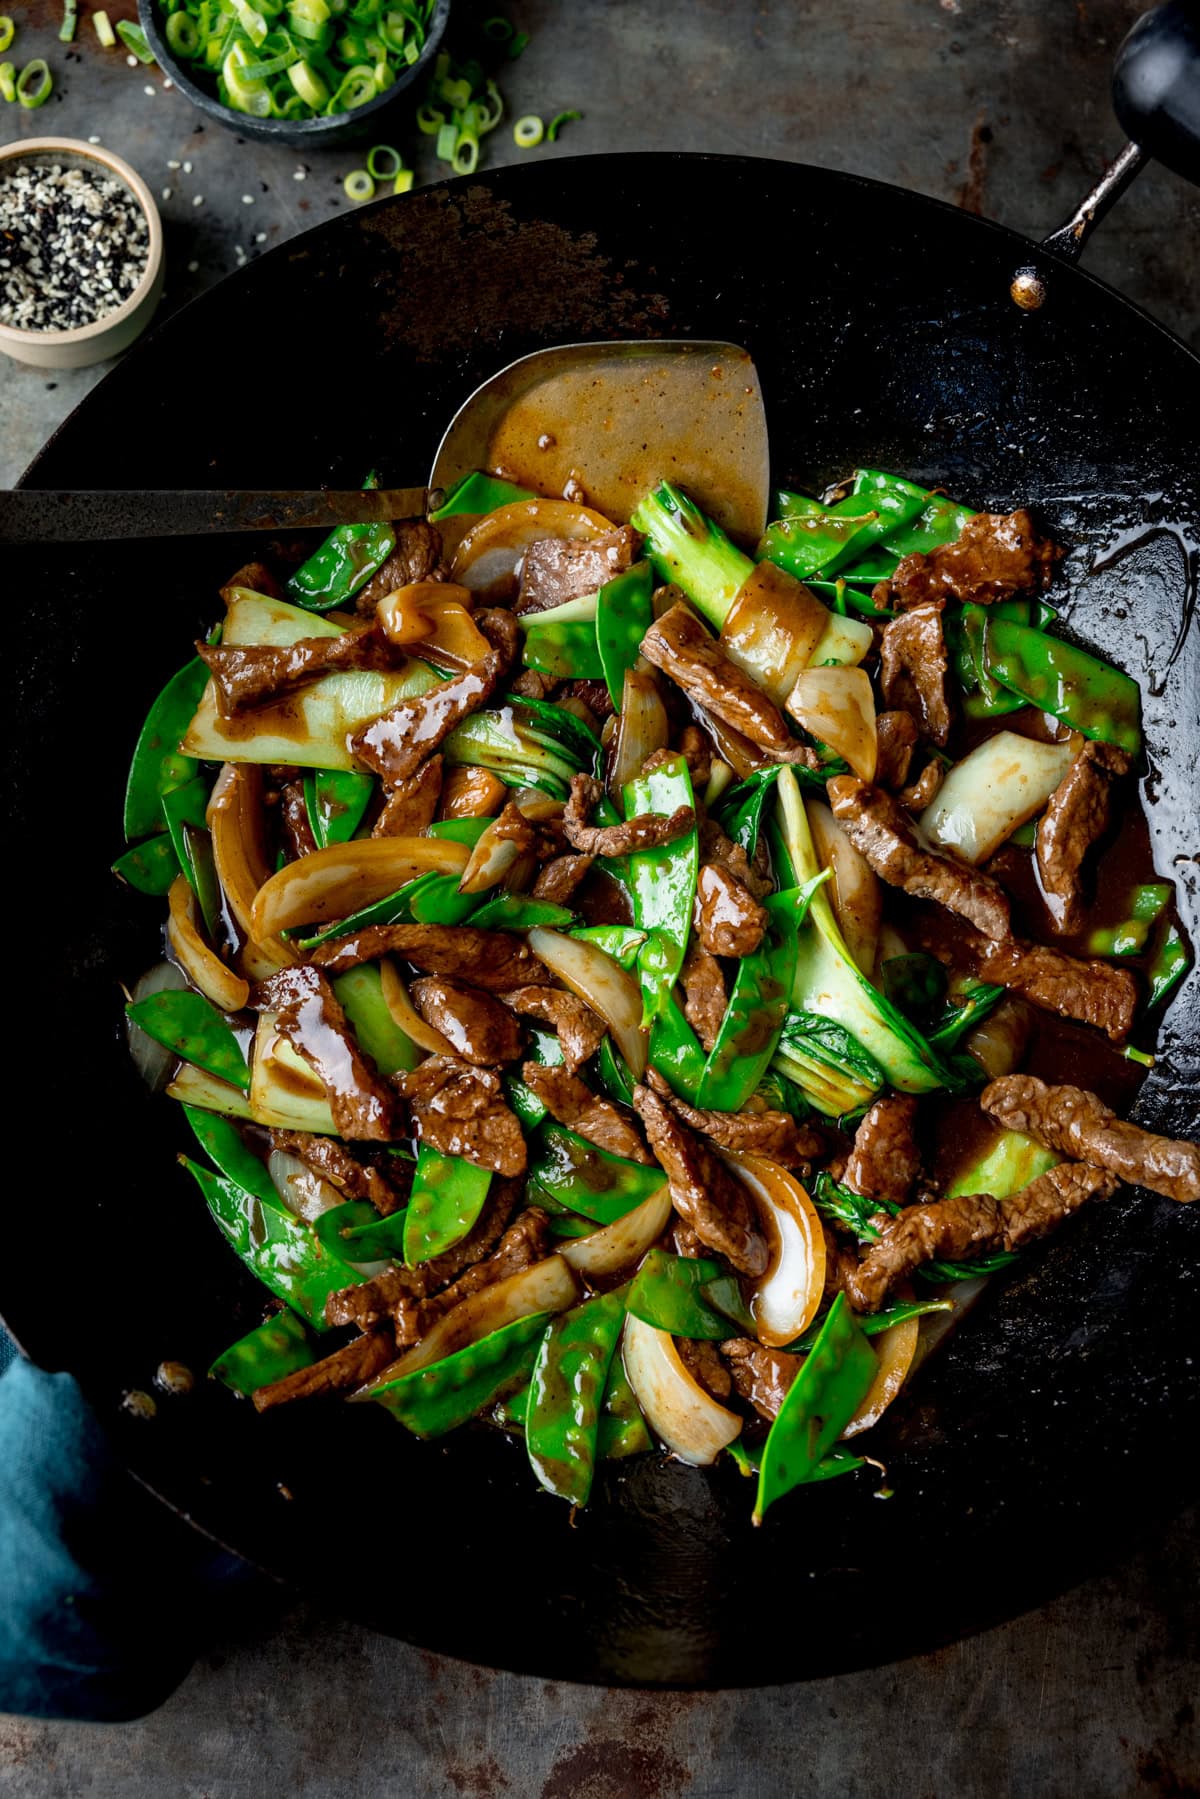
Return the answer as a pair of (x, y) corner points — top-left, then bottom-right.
(0, 161), (151, 332)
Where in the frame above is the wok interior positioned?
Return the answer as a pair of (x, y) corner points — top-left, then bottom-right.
(6, 156), (1198, 1686)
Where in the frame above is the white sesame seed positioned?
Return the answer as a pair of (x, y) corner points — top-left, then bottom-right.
(163, 77), (174, 89)
(293, 168), (306, 181)
(88, 135), (102, 145)
(167, 159), (181, 170)
(192, 194), (204, 207)
(126, 53), (138, 66)
(241, 194), (254, 205)
(161, 187), (172, 200)
(255, 231), (266, 242)
(144, 84), (156, 96)
(187, 260), (199, 272)
(183, 161), (192, 173)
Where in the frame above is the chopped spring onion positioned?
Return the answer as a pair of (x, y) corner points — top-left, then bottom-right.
(435, 120), (457, 160)
(483, 14), (512, 39)
(366, 142), (402, 179)
(59, 0), (77, 44)
(288, 60), (328, 107)
(417, 99), (445, 132)
(116, 19), (155, 62)
(0, 62), (14, 103)
(16, 56), (53, 105)
(166, 11), (200, 57)
(508, 29), (529, 56)
(343, 168), (376, 201)
(452, 130), (479, 175)
(547, 108), (581, 141)
(393, 169), (414, 193)
(0, 18), (13, 54)
(513, 113), (543, 147)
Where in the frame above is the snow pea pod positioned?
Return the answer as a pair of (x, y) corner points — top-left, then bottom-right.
(595, 1036), (636, 1107)
(210, 1310), (314, 1397)
(505, 1027), (565, 1127)
(983, 616), (1142, 754)
(626, 1250), (730, 1341)
(957, 601), (1029, 716)
(430, 471), (534, 520)
(624, 751), (698, 1025)
(847, 468), (974, 557)
(522, 618), (606, 680)
(527, 1287), (627, 1505)
(753, 1293), (878, 1522)
(785, 1295), (953, 1355)
(596, 559), (654, 706)
(304, 769), (375, 848)
(112, 832), (178, 896)
(126, 991), (251, 1091)
(161, 776), (222, 936)
(731, 1440), (865, 1482)
(181, 1158), (365, 1327)
(469, 894), (577, 931)
(527, 1121), (665, 1223)
(299, 869), (478, 949)
(403, 1143), (492, 1265)
(315, 1199), (408, 1261)
(1147, 922), (1189, 1009)
(711, 766), (779, 860)
(285, 477), (395, 612)
(182, 1106), (275, 1202)
(370, 1310), (552, 1437)
(694, 892), (798, 1111)
(568, 925), (646, 971)
(427, 817), (494, 845)
(123, 657), (210, 841)
(647, 995), (708, 1103)
(332, 964), (422, 1073)
(757, 511), (879, 582)
(598, 1351), (652, 1458)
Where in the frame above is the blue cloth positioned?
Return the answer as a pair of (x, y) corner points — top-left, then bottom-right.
(0, 1336), (265, 1722)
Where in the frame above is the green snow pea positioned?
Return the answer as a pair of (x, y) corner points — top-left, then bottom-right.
(161, 776), (222, 935)
(427, 817), (494, 845)
(847, 469), (974, 558)
(370, 1311), (552, 1437)
(1086, 882), (1172, 957)
(527, 1287), (628, 1505)
(805, 577), (893, 619)
(983, 616), (1142, 754)
(757, 511), (881, 583)
(210, 1310), (315, 1397)
(624, 751), (698, 1025)
(112, 832), (178, 896)
(182, 1107), (275, 1202)
(527, 1121), (665, 1223)
(626, 1250), (730, 1341)
(331, 964), (421, 1074)
(731, 1440), (866, 1482)
(647, 995), (709, 1103)
(598, 1350), (652, 1458)
(505, 1027), (565, 1127)
(522, 617), (606, 680)
(594, 1036), (636, 1107)
(299, 869), (478, 948)
(123, 656), (210, 841)
(568, 925), (646, 971)
(753, 1293), (878, 1522)
(694, 891), (800, 1111)
(285, 472), (395, 612)
(126, 991), (251, 1091)
(596, 559), (654, 706)
(711, 765), (779, 861)
(784, 1295), (953, 1355)
(429, 471), (535, 519)
(469, 894), (577, 932)
(403, 1143), (492, 1265)
(316, 1199), (409, 1262)
(304, 769), (375, 848)
(1147, 923), (1190, 1009)
(957, 602), (1029, 717)
(181, 1158), (365, 1328)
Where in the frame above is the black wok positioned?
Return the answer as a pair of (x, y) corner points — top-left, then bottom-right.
(4, 148), (1198, 1687)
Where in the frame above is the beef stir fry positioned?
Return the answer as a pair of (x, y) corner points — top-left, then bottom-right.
(117, 455), (1198, 1522)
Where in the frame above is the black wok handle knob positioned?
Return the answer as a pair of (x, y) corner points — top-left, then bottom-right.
(1112, 0), (1200, 185)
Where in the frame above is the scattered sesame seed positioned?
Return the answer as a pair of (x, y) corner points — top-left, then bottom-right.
(161, 187), (171, 200)
(241, 194), (254, 205)
(167, 159), (181, 170)
(88, 135), (102, 145)
(192, 194), (204, 207)
(255, 231), (266, 242)
(126, 53), (138, 66)
(183, 161), (192, 173)
(187, 259), (199, 272)
(163, 77), (174, 89)
(293, 168), (306, 181)
(144, 84), (156, 96)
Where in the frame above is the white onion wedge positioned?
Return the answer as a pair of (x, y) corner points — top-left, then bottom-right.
(379, 958), (455, 1056)
(719, 1152), (825, 1348)
(786, 665), (878, 782)
(807, 611), (873, 668)
(128, 960), (188, 1092)
(249, 1014), (337, 1134)
(621, 1315), (742, 1465)
(842, 1312), (919, 1436)
(920, 731), (1075, 865)
(606, 667), (669, 804)
(808, 799), (881, 977)
(720, 562), (829, 706)
(376, 584), (489, 670)
(560, 1184), (671, 1277)
(451, 500), (614, 599)
(441, 765), (510, 818)
(207, 762), (295, 976)
(167, 1059), (254, 1120)
(355, 1255), (580, 1393)
(267, 1147), (344, 1223)
(166, 876), (250, 1014)
(527, 927), (648, 1079)
(250, 835), (469, 939)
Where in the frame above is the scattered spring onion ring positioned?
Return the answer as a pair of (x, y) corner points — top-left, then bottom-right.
(547, 109), (581, 141)
(16, 56), (52, 106)
(0, 16), (13, 54)
(288, 59), (327, 108)
(0, 61), (15, 103)
(116, 19), (155, 62)
(59, 0), (78, 44)
(92, 10), (115, 48)
(435, 120), (457, 160)
(343, 168), (375, 202)
(393, 169), (414, 194)
(366, 142), (402, 179)
(508, 29), (529, 57)
(482, 15), (512, 40)
(166, 11), (199, 57)
(416, 100), (444, 132)
(452, 130), (478, 175)
(513, 113), (543, 148)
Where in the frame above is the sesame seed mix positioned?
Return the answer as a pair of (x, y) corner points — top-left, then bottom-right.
(0, 162), (150, 333)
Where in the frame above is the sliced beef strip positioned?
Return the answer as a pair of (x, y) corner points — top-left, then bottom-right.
(501, 987), (606, 1074)
(325, 1178), (521, 1330)
(198, 622), (395, 717)
(641, 602), (805, 758)
(672, 1217), (709, 1259)
(562, 772), (695, 856)
(222, 559), (282, 601)
(311, 923), (554, 990)
(675, 1336), (733, 1402)
(278, 778), (318, 860)
(645, 1067), (823, 1166)
(982, 1075), (1200, 1204)
(698, 816), (773, 899)
(878, 604), (955, 747)
(958, 928), (1139, 1042)
(353, 518), (444, 615)
(1036, 740), (1133, 934)
(898, 758), (944, 813)
(400, 1208), (553, 1347)
(409, 977), (524, 1066)
(531, 852), (594, 905)
(269, 1129), (407, 1217)
(372, 755), (443, 836)
(677, 724), (713, 788)
(510, 668), (553, 701)
(722, 1337), (801, 1423)
(516, 525), (640, 615)
(874, 709), (919, 790)
(875, 509), (1061, 612)
(678, 940), (727, 1052)
(350, 608), (519, 786)
(252, 1327), (397, 1411)
(827, 775), (1012, 940)
(253, 966), (394, 1141)
(844, 1161), (1117, 1312)
(694, 861), (768, 957)
(520, 1062), (652, 1164)
(558, 678), (614, 723)
(395, 1054), (527, 1176)
(843, 1095), (922, 1209)
(633, 1084), (769, 1277)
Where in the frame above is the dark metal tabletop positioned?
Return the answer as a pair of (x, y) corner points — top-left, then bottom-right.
(1, 1), (1197, 1793)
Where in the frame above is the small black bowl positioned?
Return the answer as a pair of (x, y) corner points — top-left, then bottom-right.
(138, 0), (451, 149)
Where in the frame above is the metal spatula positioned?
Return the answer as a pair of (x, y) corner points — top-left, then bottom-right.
(0, 340), (769, 547)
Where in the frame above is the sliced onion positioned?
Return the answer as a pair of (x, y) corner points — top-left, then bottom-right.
(249, 1014), (337, 1134)
(451, 499), (614, 600)
(354, 1254), (580, 1394)
(166, 876), (251, 1013)
(127, 959), (188, 1092)
(703, 759), (735, 809)
(208, 762), (296, 977)
(808, 611), (873, 669)
(808, 799), (881, 977)
(786, 665), (878, 782)
(267, 1146), (344, 1222)
(166, 1059), (254, 1119)
(560, 1184), (671, 1277)
(920, 731), (1075, 865)
(376, 583), (490, 670)
(691, 704), (767, 780)
(842, 1311), (919, 1436)
(458, 811), (532, 895)
(379, 958), (455, 1056)
(719, 562), (829, 706)
(250, 835), (469, 939)
(719, 1152), (825, 1347)
(964, 996), (1033, 1080)
(621, 1314), (742, 1465)
(606, 667), (669, 804)
(527, 927), (648, 1079)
